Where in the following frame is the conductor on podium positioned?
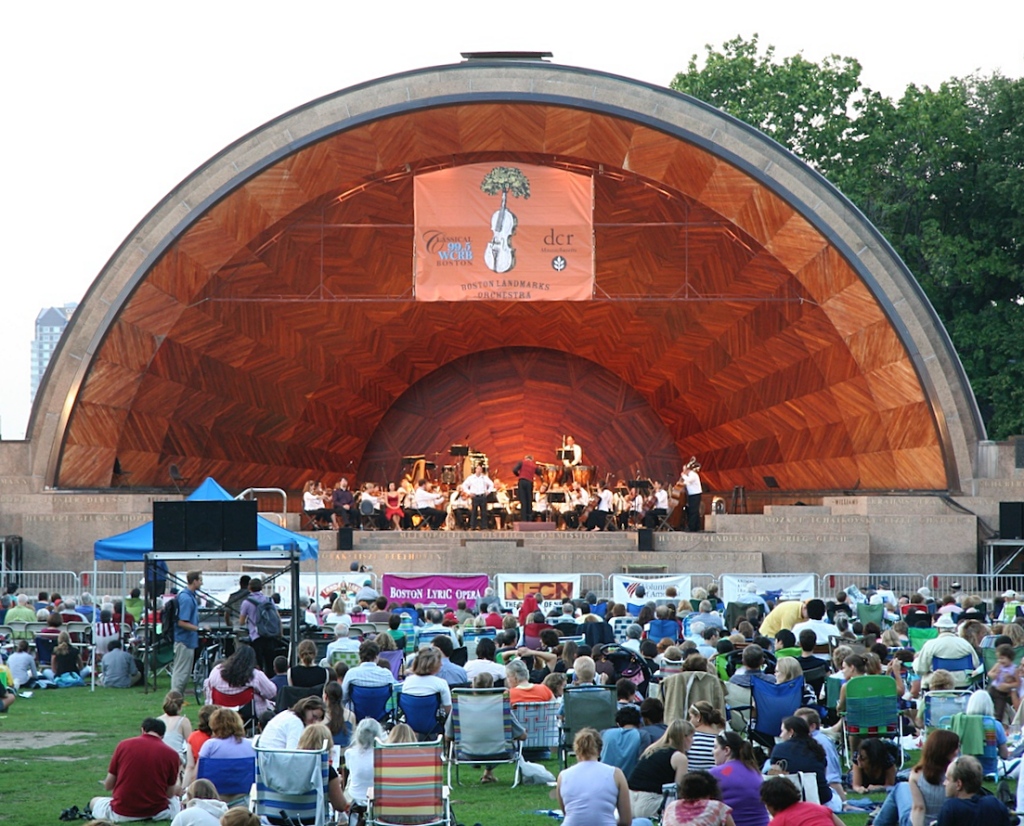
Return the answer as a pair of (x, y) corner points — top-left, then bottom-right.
(512, 455), (541, 523)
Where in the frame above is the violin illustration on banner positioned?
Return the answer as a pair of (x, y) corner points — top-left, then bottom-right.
(481, 166), (531, 274)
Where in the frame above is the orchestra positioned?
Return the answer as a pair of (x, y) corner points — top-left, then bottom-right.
(300, 442), (708, 533)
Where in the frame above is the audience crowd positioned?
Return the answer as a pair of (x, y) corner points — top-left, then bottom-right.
(5, 576), (1023, 825)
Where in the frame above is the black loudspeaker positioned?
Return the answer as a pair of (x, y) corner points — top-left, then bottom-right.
(153, 502), (187, 551)
(222, 501), (258, 551)
(338, 527), (354, 551)
(638, 528), (654, 552)
(187, 500), (223, 552)
(1001, 502), (1024, 540)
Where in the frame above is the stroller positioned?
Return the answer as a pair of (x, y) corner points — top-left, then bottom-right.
(601, 643), (654, 698)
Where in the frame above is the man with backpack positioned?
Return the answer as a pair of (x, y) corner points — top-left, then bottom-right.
(239, 577), (280, 674)
(171, 571), (202, 694)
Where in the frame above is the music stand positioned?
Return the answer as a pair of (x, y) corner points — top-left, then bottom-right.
(633, 480), (652, 493)
(556, 449), (573, 461)
(548, 492), (566, 503)
(450, 445), (470, 457)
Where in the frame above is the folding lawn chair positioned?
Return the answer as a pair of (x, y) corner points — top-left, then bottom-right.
(841, 675), (903, 769)
(906, 627), (938, 652)
(447, 688), (522, 786)
(367, 736), (453, 826)
(921, 689), (971, 732)
(210, 686), (258, 736)
(196, 745), (255, 806)
(559, 685), (616, 768)
(349, 682), (394, 726)
(254, 738), (330, 826)
(397, 690), (445, 739)
(742, 676), (806, 750)
(939, 712), (1006, 779)
(515, 699), (560, 760)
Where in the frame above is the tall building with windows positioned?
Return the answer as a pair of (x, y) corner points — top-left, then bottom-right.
(30, 303), (77, 402)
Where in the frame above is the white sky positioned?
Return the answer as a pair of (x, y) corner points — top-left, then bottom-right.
(1, 1), (1021, 440)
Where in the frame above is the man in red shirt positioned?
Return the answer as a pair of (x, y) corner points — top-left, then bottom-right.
(90, 717), (182, 821)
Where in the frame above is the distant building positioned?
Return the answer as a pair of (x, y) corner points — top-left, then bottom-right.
(30, 303), (77, 402)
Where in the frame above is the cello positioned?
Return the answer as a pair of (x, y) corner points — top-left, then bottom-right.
(484, 196), (516, 273)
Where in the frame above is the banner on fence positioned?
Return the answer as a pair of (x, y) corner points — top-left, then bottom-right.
(611, 574), (692, 609)
(496, 573), (581, 613)
(720, 573), (817, 605)
(191, 572), (369, 610)
(381, 573), (490, 608)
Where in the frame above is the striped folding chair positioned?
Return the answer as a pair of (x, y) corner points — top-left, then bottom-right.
(447, 688), (521, 787)
(367, 736), (452, 826)
(515, 699), (560, 760)
(922, 690), (971, 732)
(254, 738), (330, 826)
(841, 675), (903, 769)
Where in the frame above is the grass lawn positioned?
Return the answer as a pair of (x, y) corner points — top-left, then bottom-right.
(0, 686), (880, 825)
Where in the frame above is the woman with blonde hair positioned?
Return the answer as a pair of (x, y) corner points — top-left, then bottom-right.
(774, 656), (818, 707)
(322, 597), (351, 629)
(627, 719), (694, 818)
(556, 728), (636, 826)
(219, 808), (261, 826)
(169, 778), (226, 826)
(297, 723), (349, 816)
(386, 722), (417, 743)
(158, 689), (194, 771)
(196, 708), (255, 806)
(686, 701), (726, 771)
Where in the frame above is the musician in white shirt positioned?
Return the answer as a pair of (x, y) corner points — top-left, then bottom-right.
(681, 462), (703, 532)
(412, 479), (446, 530)
(559, 436), (583, 484)
(643, 480), (669, 529)
(585, 480), (615, 531)
(461, 464), (495, 531)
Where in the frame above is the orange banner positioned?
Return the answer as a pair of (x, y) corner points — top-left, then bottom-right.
(414, 163), (594, 301)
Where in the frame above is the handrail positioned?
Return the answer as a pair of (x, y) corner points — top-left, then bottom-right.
(236, 487), (288, 522)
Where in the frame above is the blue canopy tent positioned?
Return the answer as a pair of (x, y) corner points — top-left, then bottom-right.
(91, 477), (319, 690)
(94, 477), (318, 561)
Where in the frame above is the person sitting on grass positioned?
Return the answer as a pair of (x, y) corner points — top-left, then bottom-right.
(101, 639), (141, 688)
(937, 754), (1011, 825)
(169, 778), (227, 826)
(758, 775), (843, 826)
(90, 717), (183, 822)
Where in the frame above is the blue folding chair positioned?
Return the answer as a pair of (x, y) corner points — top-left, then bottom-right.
(349, 682), (394, 726)
(646, 619), (681, 642)
(197, 749), (255, 804)
(743, 676), (806, 750)
(398, 690), (444, 739)
(932, 654), (979, 687)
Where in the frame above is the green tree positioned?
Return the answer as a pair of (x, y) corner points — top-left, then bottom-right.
(480, 166), (531, 212)
(672, 38), (1024, 439)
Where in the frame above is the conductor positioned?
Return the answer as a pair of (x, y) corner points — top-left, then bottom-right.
(512, 455), (542, 523)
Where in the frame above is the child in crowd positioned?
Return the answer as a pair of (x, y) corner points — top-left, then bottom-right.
(987, 643), (1020, 722)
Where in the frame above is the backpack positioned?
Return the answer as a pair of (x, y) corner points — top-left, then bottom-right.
(161, 597), (178, 643)
(247, 595), (281, 638)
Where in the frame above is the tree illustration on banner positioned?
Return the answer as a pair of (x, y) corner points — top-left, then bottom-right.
(480, 166), (531, 274)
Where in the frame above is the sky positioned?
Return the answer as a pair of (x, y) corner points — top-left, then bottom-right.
(1, 1), (1021, 440)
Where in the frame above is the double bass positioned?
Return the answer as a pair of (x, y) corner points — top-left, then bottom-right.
(668, 456), (699, 529)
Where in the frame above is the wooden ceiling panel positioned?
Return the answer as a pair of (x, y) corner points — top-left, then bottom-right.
(56, 101), (947, 493)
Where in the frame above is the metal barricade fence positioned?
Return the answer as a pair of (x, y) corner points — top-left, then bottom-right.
(820, 573), (927, 599)
(579, 573), (608, 602)
(926, 574), (994, 600)
(3, 570), (79, 600)
(80, 569), (146, 598)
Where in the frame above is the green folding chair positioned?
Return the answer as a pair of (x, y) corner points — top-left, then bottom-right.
(841, 674), (903, 769)
(855, 603), (885, 627)
(907, 627), (938, 651)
